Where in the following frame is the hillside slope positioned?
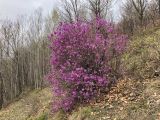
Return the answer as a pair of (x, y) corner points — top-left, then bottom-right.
(0, 88), (53, 120)
(0, 28), (160, 120)
(0, 77), (159, 120)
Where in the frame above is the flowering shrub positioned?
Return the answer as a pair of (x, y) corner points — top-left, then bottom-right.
(47, 18), (127, 112)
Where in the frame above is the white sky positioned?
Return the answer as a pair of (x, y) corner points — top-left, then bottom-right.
(0, 0), (124, 21)
(0, 0), (59, 20)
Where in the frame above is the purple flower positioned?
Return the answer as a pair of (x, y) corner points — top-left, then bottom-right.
(46, 18), (128, 112)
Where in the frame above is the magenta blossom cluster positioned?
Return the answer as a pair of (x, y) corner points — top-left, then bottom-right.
(47, 18), (127, 112)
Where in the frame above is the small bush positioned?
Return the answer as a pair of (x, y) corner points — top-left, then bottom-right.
(47, 18), (127, 112)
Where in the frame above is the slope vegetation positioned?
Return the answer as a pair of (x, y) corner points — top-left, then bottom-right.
(0, 28), (160, 120)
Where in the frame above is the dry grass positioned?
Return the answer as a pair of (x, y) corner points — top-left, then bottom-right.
(0, 78), (160, 120)
(123, 27), (160, 79)
(87, 78), (160, 120)
(0, 87), (52, 120)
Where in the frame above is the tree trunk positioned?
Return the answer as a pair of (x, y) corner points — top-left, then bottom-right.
(159, 0), (160, 16)
(0, 72), (4, 109)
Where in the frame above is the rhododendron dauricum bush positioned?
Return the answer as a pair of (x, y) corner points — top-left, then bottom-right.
(47, 18), (128, 112)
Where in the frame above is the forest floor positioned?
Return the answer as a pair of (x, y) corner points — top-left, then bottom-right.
(0, 77), (160, 120)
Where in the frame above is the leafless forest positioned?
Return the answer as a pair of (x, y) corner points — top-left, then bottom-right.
(0, 9), (56, 108)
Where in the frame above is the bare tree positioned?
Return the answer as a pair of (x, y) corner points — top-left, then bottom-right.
(130, 0), (148, 26)
(87, 0), (111, 18)
(0, 8), (51, 109)
(119, 0), (136, 35)
(60, 0), (83, 22)
(157, 0), (160, 15)
(147, 1), (158, 26)
(0, 39), (4, 109)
